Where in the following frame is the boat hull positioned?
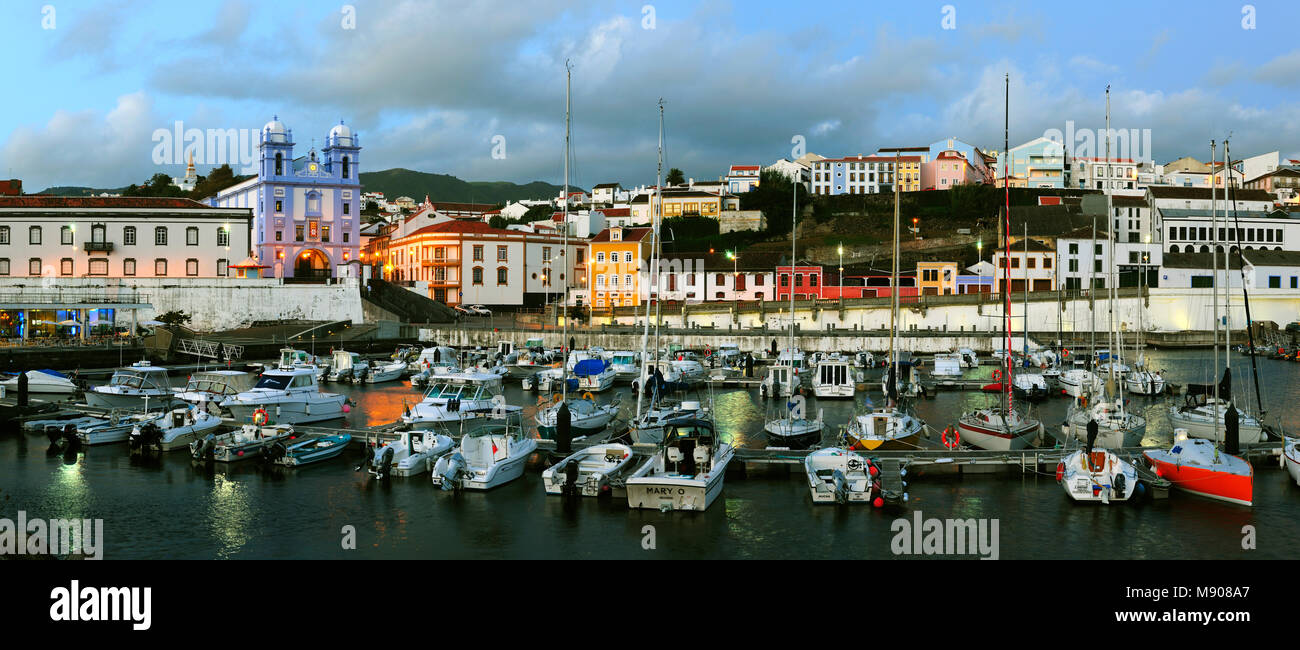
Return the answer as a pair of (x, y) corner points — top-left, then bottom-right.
(225, 396), (346, 425)
(1144, 451), (1253, 506)
(85, 390), (178, 410)
(955, 420), (1039, 452)
(1167, 408), (1264, 445)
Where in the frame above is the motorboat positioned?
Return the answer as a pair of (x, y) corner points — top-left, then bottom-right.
(843, 408), (924, 451)
(1058, 447), (1139, 503)
(631, 361), (686, 396)
(362, 359), (407, 384)
(267, 433), (354, 467)
(958, 348), (979, 368)
(954, 406), (1041, 451)
(606, 350), (642, 383)
(365, 430), (455, 479)
(626, 418), (734, 511)
(663, 353), (707, 387)
(409, 346), (457, 372)
(535, 394), (621, 441)
(431, 411), (537, 490)
(173, 370), (255, 412)
(628, 399), (709, 445)
(26, 414), (111, 434)
(1067, 399), (1146, 449)
(326, 350), (363, 382)
(812, 354), (855, 398)
(804, 447), (877, 505)
(220, 366), (347, 425)
(190, 424), (296, 462)
(930, 353), (964, 377)
(573, 357), (617, 393)
(85, 361), (179, 409)
(401, 372), (508, 433)
(0, 369), (78, 394)
(276, 347), (321, 370)
(759, 364), (798, 400)
(127, 404), (223, 451)
(1144, 429), (1253, 506)
(1057, 369), (1100, 398)
(880, 358), (922, 400)
(1125, 369), (1166, 396)
(75, 410), (164, 445)
(1012, 372), (1049, 401)
(410, 360), (461, 389)
(542, 443), (635, 497)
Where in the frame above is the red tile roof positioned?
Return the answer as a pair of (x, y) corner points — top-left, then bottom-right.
(0, 196), (220, 209)
(596, 207), (631, 217)
(591, 227), (651, 242)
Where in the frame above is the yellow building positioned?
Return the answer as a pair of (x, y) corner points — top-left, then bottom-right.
(588, 226), (652, 308)
(916, 261), (958, 295)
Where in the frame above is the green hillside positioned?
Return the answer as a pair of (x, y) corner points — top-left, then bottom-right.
(358, 168), (563, 204)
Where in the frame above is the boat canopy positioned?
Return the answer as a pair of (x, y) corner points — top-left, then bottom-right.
(573, 358), (607, 376)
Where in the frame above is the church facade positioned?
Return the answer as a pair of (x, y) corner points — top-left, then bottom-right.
(207, 118), (362, 278)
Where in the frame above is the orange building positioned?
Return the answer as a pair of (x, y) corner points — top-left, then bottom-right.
(588, 226), (651, 308)
(916, 261), (958, 295)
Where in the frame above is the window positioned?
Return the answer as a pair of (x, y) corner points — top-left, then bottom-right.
(295, 225), (304, 241)
(1068, 259), (1079, 272)
(0, 226), (8, 244)
(1043, 257), (1052, 269)
(624, 274), (632, 287)
(473, 245), (484, 261)
(217, 228), (230, 247)
(1292, 277), (1298, 289)
(0, 259), (7, 275)
(89, 258), (108, 275)
(343, 232), (350, 243)
(276, 230), (283, 241)
(780, 274), (789, 287)
(1027, 258), (1036, 269)
(543, 247), (552, 262)
(275, 200), (283, 213)
(810, 274), (818, 287)
(1094, 259), (1103, 273)
(124, 258), (136, 276)
(472, 267), (483, 285)
(217, 259), (229, 276)
(1068, 243), (1078, 254)
(60, 258), (73, 275)
(596, 275), (605, 288)
(322, 226), (331, 243)
(29, 226), (41, 245)
(342, 156), (350, 179)
(186, 227), (199, 246)
(29, 258), (41, 275)
(611, 275), (619, 287)
(497, 246), (507, 261)
(155, 259), (167, 276)
(1129, 251), (1140, 264)
(155, 227), (168, 246)
(596, 252), (605, 263)
(497, 267), (508, 285)
(623, 252), (633, 263)
(755, 275), (764, 286)
(61, 226), (73, 245)
(275, 152), (283, 175)
(1269, 276), (1281, 289)
(91, 224), (106, 244)
(186, 259), (199, 276)
(343, 203), (350, 215)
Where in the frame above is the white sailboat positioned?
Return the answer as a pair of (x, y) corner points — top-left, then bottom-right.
(1283, 436), (1300, 487)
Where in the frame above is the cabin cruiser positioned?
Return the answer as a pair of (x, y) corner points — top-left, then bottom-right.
(607, 350), (642, 383)
(326, 350), (363, 382)
(760, 364), (799, 399)
(1144, 429), (1253, 506)
(573, 357), (617, 393)
(805, 448), (877, 504)
(843, 408), (924, 451)
(958, 348), (979, 368)
(365, 430), (455, 479)
(626, 418), (734, 511)
(812, 354), (855, 398)
(542, 443), (635, 497)
(1012, 372), (1049, 401)
(85, 361), (179, 409)
(401, 372), (509, 433)
(1067, 399), (1147, 449)
(628, 399), (708, 445)
(955, 406), (1042, 451)
(220, 366), (347, 425)
(173, 370), (255, 412)
(127, 404), (223, 451)
(1, 369), (78, 394)
(535, 395), (621, 441)
(190, 424), (296, 462)
(431, 411), (537, 490)
(1057, 369), (1100, 398)
(930, 353), (963, 377)
(360, 358), (406, 384)
(1058, 447), (1139, 503)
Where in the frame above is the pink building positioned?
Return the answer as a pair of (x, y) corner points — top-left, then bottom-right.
(923, 150), (984, 190)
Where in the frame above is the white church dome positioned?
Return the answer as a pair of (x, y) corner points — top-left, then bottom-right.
(329, 121), (353, 144)
(264, 117), (287, 143)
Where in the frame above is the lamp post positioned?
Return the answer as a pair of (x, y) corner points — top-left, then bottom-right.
(837, 243), (843, 299)
(726, 249), (737, 310)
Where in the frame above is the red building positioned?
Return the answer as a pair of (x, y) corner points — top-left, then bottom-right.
(774, 264), (918, 300)
(0, 179), (21, 196)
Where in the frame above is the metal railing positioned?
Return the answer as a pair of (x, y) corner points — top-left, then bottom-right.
(0, 290), (150, 306)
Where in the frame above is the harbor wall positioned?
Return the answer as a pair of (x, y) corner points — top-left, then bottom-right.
(0, 277), (365, 331)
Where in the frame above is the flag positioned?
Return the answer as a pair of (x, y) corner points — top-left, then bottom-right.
(492, 441), (499, 455)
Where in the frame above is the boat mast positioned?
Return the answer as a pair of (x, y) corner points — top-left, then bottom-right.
(1211, 139), (1220, 442)
(891, 150), (900, 398)
(1225, 139), (1265, 415)
(1002, 73), (1013, 415)
(652, 103), (665, 383)
(561, 60), (571, 403)
(1022, 223), (1029, 363)
(789, 155), (797, 411)
(634, 99), (664, 422)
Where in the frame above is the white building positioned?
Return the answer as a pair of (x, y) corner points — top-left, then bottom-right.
(590, 183), (622, 206)
(992, 237), (1057, 293)
(1160, 249), (1300, 291)
(0, 196), (252, 279)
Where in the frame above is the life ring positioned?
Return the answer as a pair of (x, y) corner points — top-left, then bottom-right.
(991, 369), (1002, 382)
(252, 408), (269, 426)
(552, 393), (563, 404)
(942, 426), (960, 449)
(582, 391), (594, 401)
(1055, 461), (1065, 483)
(1080, 396), (1088, 408)
(705, 346), (712, 357)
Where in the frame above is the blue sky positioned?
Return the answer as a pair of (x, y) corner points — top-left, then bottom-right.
(3, 0), (1300, 192)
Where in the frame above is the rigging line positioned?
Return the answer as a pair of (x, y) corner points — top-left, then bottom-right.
(1222, 143), (1266, 417)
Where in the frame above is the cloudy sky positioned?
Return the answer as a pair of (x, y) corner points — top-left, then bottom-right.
(3, 0), (1300, 192)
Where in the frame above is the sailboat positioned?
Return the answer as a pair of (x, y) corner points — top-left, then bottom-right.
(763, 163), (824, 449)
(843, 151), (925, 451)
(1125, 262), (1164, 395)
(1066, 86), (1145, 449)
(1283, 436), (1300, 487)
(1145, 139), (1253, 506)
(953, 73), (1041, 452)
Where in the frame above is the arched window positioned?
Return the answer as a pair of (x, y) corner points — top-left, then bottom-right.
(1199, 245), (1209, 253)
(1168, 245), (1179, 254)
(342, 156), (350, 179)
(274, 152), (283, 175)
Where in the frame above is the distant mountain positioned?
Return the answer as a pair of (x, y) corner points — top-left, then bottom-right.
(36, 185), (131, 196)
(359, 168), (564, 205)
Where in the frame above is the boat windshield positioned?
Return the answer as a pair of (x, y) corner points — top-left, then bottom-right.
(612, 354), (636, 365)
(425, 383), (467, 399)
(109, 370), (159, 389)
(254, 374), (293, 390)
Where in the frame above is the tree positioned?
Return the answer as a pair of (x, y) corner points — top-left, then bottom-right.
(155, 310), (192, 327)
(188, 164), (239, 199)
(740, 169), (808, 237)
(665, 168), (685, 186)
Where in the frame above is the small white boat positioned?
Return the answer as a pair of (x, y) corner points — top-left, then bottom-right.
(1067, 399), (1146, 449)
(366, 430), (455, 479)
(804, 447), (876, 504)
(759, 364), (798, 399)
(628, 399), (708, 445)
(626, 418), (734, 511)
(75, 411), (161, 445)
(843, 408), (924, 451)
(1057, 369), (1100, 398)
(326, 350), (363, 382)
(764, 399), (823, 449)
(955, 406), (1041, 451)
(431, 412), (537, 490)
(402, 372), (507, 432)
(930, 353), (964, 377)
(542, 443), (634, 497)
(1, 369), (78, 394)
(191, 424), (296, 462)
(573, 357), (617, 393)
(129, 405), (224, 451)
(1058, 447), (1139, 503)
(364, 359), (407, 384)
(173, 370), (255, 411)
(1168, 396), (1264, 445)
(220, 366), (347, 425)
(880, 358), (922, 399)
(606, 350), (642, 383)
(1012, 372), (1049, 401)
(1283, 437), (1300, 487)
(535, 395), (621, 441)
(85, 361), (179, 409)
(812, 355), (855, 398)
(957, 348), (979, 368)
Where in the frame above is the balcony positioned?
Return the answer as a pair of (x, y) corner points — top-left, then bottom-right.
(83, 241), (114, 253)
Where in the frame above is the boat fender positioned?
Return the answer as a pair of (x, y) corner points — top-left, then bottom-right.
(1055, 461), (1065, 483)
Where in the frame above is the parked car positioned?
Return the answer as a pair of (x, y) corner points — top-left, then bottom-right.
(454, 305), (473, 317)
(465, 305), (492, 317)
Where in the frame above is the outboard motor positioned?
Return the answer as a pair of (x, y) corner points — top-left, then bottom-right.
(831, 468), (848, 505)
(436, 452), (467, 492)
(192, 433), (216, 462)
(49, 423), (79, 450)
(130, 421), (163, 456)
(1113, 471), (1127, 498)
(353, 364), (370, 384)
(262, 440), (288, 465)
(370, 445), (395, 480)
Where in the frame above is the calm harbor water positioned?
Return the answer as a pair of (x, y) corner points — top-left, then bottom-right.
(1, 349), (1296, 560)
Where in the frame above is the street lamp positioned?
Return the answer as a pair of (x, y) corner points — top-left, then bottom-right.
(725, 249), (737, 309)
(837, 243), (843, 299)
(912, 217), (919, 240)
